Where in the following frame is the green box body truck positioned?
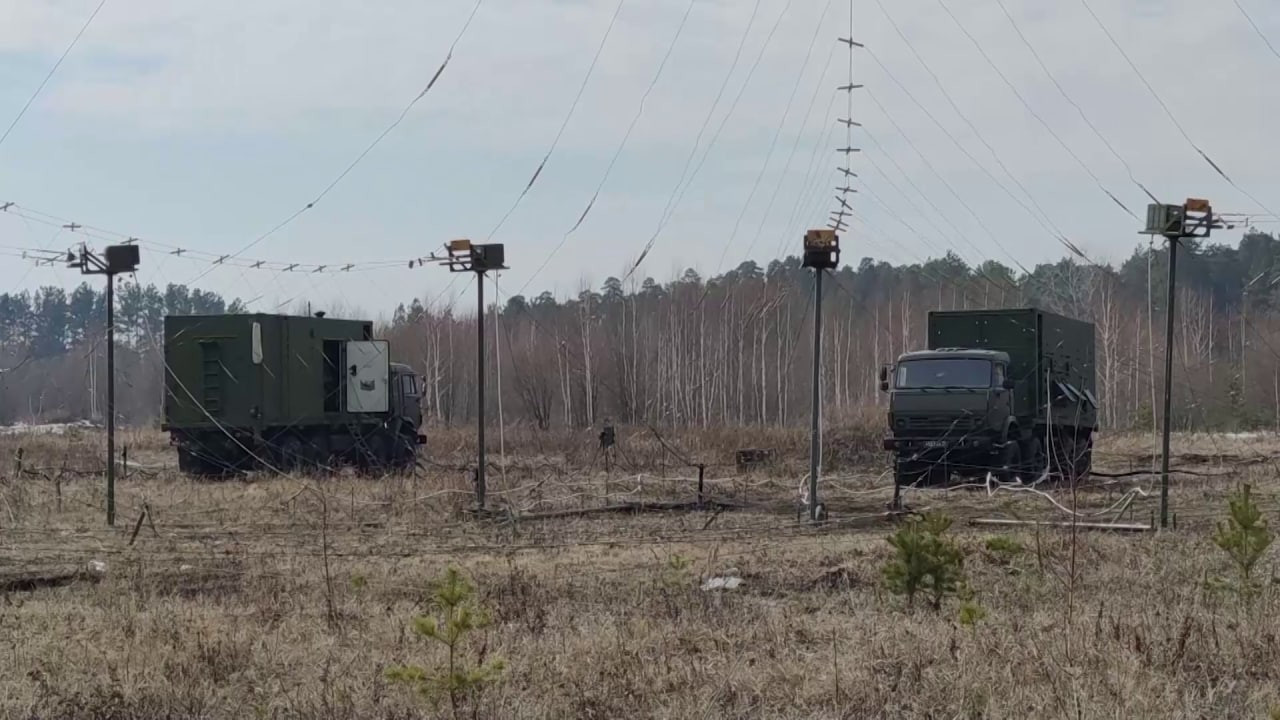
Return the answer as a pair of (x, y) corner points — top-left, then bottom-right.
(162, 313), (425, 475)
(880, 308), (1097, 484)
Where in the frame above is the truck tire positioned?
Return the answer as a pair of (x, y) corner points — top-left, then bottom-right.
(997, 440), (1022, 483)
(1072, 434), (1093, 483)
(177, 446), (206, 475)
(279, 436), (306, 473)
(178, 446), (225, 478)
(1024, 437), (1045, 483)
(391, 434), (417, 472)
(1051, 431), (1090, 486)
(894, 458), (926, 488)
(357, 434), (388, 475)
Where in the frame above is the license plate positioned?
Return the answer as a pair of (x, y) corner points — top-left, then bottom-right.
(921, 440), (947, 448)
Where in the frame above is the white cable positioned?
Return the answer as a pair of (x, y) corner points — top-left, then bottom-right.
(493, 271), (508, 489)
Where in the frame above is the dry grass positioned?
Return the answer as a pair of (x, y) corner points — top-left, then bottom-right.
(2, 426), (1280, 718)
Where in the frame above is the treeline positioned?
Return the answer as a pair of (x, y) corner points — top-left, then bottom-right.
(5, 233), (1280, 432)
(386, 232), (1280, 434)
(0, 282), (243, 359)
(0, 282), (243, 424)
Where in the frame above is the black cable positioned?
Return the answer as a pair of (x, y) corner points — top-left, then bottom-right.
(862, 52), (1074, 265)
(621, 0), (799, 282)
(185, 0), (485, 285)
(724, 0), (839, 265)
(1231, 0), (1280, 64)
(0, 0), (108, 150)
(692, 0), (841, 312)
(515, 0), (700, 297)
(1076, 0), (1280, 223)
(486, 0), (627, 240)
(870, 0), (1071, 249)
(990, 0), (1157, 204)
(933, 0), (1137, 220)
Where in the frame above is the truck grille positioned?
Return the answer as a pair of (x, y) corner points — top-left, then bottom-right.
(896, 415), (978, 436)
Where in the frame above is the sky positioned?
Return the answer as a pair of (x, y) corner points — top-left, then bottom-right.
(2, 0), (1280, 320)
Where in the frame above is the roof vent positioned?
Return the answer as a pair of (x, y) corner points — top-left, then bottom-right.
(314, 311), (326, 319)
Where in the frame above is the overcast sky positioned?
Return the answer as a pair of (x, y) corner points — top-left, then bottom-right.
(2, 0), (1279, 318)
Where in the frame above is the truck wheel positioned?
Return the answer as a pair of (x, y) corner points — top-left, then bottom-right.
(392, 435), (417, 472)
(1047, 432), (1070, 485)
(178, 447), (208, 476)
(997, 440), (1022, 483)
(926, 462), (949, 486)
(1025, 438), (1045, 482)
(178, 447), (226, 478)
(357, 435), (388, 476)
(279, 437), (305, 473)
(1071, 434), (1093, 483)
(894, 458), (925, 488)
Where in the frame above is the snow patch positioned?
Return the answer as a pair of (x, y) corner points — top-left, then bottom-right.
(0, 420), (99, 436)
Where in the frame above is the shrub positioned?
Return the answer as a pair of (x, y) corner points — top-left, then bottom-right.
(1212, 484), (1273, 603)
(883, 512), (966, 610)
(386, 567), (505, 719)
(984, 536), (1024, 558)
(958, 599), (987, 627)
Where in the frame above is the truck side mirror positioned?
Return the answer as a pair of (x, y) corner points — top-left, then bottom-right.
(878, 365), (888, 383)
(1002, 378), (1016, 390)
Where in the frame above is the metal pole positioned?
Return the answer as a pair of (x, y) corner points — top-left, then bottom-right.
(809, 269), (824, 521)
(106, 272), (116, 527)
(1159, 237), (1178, 528)
(475, 270), (486, 511)
(697, 463), (705, 509)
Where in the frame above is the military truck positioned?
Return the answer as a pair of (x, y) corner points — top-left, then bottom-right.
(880, 308), (1097, 486)
(162, 313), (425, 475)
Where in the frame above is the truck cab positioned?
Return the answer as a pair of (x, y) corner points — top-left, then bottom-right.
(389, 362), (426, 461)
(882, 349), (1017, 483)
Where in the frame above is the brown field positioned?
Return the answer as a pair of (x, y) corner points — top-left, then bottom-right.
(2, 426), (1280, 719)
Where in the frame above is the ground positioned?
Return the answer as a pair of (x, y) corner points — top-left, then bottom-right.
(1, 426), (1279, 719)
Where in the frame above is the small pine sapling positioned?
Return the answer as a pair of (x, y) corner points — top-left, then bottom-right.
(883, 512), (966, 610)
(386, 567), (505, 719)
(1212, 484), (1273, 603)
(958, 599), (987, 627)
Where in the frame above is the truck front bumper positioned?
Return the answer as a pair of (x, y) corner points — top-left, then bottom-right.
(883, 435), (994, 453)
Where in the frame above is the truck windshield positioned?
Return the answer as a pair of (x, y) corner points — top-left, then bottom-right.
(896, 359), (992, 389)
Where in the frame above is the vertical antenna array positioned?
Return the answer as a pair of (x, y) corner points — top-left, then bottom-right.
(831, 0), (862, 232)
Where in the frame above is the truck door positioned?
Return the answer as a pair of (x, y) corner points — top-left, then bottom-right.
(345, 340), (390, 413)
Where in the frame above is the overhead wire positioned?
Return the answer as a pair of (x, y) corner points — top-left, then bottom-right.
(990, 0), (1157, 204)
(0, 0), (109, 151)
(682, 0), (840, 316)
(1229, 0), (1280, 65)
(486, 0), (627, 240)
(514, 0), (700, 297)
(745, 39), (841, 263)
(1, 202), (435, 275)
(184, 0), (486, 286)
(854, 131), (1023, 297)
(932, 0), (1138, 220)
(1076, 0), (1280, 223)
(650, 0), (765, 235)
(776, 91), (843, 252)
(852, 106), (1030, 294)
(711, 0), (839, 272)
(620, 0), (797, 282)
(866, 0), (1116, 270)
(862, 49), (1096, 267)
